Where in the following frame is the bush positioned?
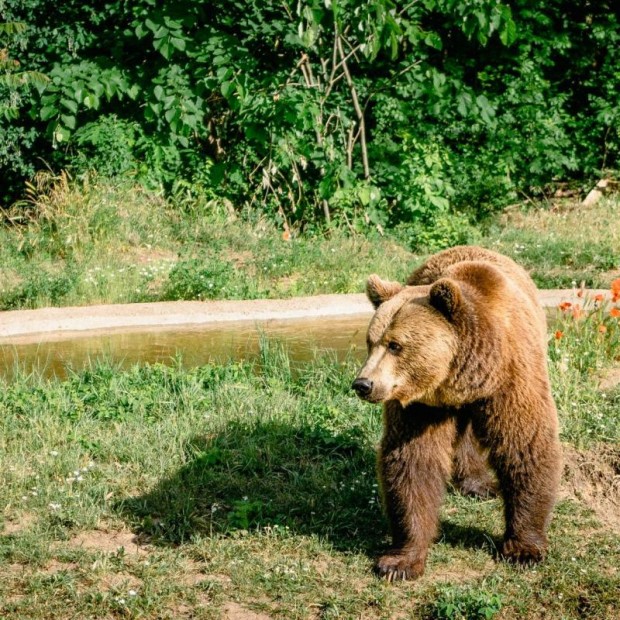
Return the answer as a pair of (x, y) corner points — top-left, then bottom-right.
(1, 2), (618, 239)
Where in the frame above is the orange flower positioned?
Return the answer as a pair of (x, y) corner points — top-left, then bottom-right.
(594, 293), (605, 302)
(571, 304), (584, 320)
(558, 302), (572, 312)
(612, 279), (620, 302)
(611, 307), (620, 318)
(554, 330), (563, 340)
(598, 324), (607, 334)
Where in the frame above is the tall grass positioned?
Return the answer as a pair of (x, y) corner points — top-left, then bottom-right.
(2, 174), (619, 310)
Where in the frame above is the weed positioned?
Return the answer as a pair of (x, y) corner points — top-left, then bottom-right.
(428, 582), (502, 619)
(162, 257), (256, 301)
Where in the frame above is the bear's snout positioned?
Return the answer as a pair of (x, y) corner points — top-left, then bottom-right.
(352, 377), (373, 399)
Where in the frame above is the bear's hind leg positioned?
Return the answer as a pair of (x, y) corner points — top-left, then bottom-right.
(376, 404), (457, 581)
(452, 419), (498, 498)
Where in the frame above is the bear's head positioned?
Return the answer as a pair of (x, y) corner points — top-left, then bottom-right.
(352, 274), (466, 407)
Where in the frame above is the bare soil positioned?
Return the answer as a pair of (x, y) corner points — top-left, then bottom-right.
(562, 444), (620, 532)
(67, 529), (150, 556)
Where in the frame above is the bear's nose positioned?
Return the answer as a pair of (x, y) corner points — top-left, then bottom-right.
(352, 378), (373, 398)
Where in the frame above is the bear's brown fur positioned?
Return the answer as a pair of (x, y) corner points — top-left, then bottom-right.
(352, 245), (562, 581)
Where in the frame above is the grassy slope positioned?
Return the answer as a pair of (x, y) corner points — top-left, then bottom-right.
(1, 177), (619, 310)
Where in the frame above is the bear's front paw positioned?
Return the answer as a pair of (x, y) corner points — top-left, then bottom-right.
(373, 551), (426, 582)
(501, 537), (546, 564)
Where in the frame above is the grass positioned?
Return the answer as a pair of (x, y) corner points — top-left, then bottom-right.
(1, 294), (619, 619)
(1, 173), (619, 310)
(1, 175), (619, 617)
(479, 200), (620, 288)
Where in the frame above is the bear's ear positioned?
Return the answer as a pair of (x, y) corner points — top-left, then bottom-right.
(429, 278), (462, 318)
(366, 275), (403, 308)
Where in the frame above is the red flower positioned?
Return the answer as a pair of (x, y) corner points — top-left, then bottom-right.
(612, 279), (620, 302)
(555, 330), (564, 340)
(558, 302), (572, 312)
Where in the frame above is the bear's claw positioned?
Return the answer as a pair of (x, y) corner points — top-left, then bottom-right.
(373, 552), (425, 582)
(501, 538), (546, 564)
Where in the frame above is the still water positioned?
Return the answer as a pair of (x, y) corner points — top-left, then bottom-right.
(0, 314), (371, 379)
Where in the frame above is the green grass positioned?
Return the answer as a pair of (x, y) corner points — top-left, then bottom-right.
(1, 175), (619, 310)
(480, 200), (620, 288)
(1, 304), (619, 618)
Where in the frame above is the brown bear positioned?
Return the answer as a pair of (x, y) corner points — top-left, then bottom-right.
(352, 245), (562, 581)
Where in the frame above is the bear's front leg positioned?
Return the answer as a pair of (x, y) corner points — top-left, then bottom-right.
(376, 402), (456, 581)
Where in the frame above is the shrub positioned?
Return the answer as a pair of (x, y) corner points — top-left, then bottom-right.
(1, 2), (619, 233)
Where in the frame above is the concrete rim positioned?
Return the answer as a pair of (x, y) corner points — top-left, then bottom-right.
(0, 288), (612, 345)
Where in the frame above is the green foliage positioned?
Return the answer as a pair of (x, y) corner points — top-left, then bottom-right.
(1, 2), (620, 241)
(0, 264), (77, 310)
(72, 115), (141, 178)
(0, 20), (48, 191)
(162, 257), (258, 301)
(429, 583), (502, 620)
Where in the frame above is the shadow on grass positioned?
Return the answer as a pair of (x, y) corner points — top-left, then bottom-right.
(115, 418), (495, 557)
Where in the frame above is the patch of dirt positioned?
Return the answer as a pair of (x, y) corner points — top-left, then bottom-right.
(166, 591), (214, 618)
(311, 559), (331, 576)
(176, 558), (232, 587)
(598, 367), (620, 391)
(1, 593), (27, 608)
(2, 512), (37, 535)
(222, 602), (273, 620)
(0, 564), (31, 609)
(5, 563), (29, 576)
(42, 559), (79, 574)
(166, 603), (194, 618)
(561, 444), (620, 531)
(225, 250), (254, 269)
(67, 529), (150, 556)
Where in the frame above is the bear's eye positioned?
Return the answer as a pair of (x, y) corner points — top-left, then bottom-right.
(387, 341), (402, 354)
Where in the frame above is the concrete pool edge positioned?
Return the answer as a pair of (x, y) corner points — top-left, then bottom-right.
(0, 288), (612, 345)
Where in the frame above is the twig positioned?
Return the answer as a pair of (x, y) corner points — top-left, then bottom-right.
(336, 34), (370, 179)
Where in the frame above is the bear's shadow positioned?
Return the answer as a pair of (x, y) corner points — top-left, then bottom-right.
(115, 418), (496, 556)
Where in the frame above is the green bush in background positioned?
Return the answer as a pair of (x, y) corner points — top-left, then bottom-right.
(1, 1), (618, 245)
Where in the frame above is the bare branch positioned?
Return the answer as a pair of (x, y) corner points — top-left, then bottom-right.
(336, 34), (370, 179)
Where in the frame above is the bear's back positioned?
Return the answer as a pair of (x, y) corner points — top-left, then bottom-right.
(407, 246), (539, 308)
(407, 246), (546, 347)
